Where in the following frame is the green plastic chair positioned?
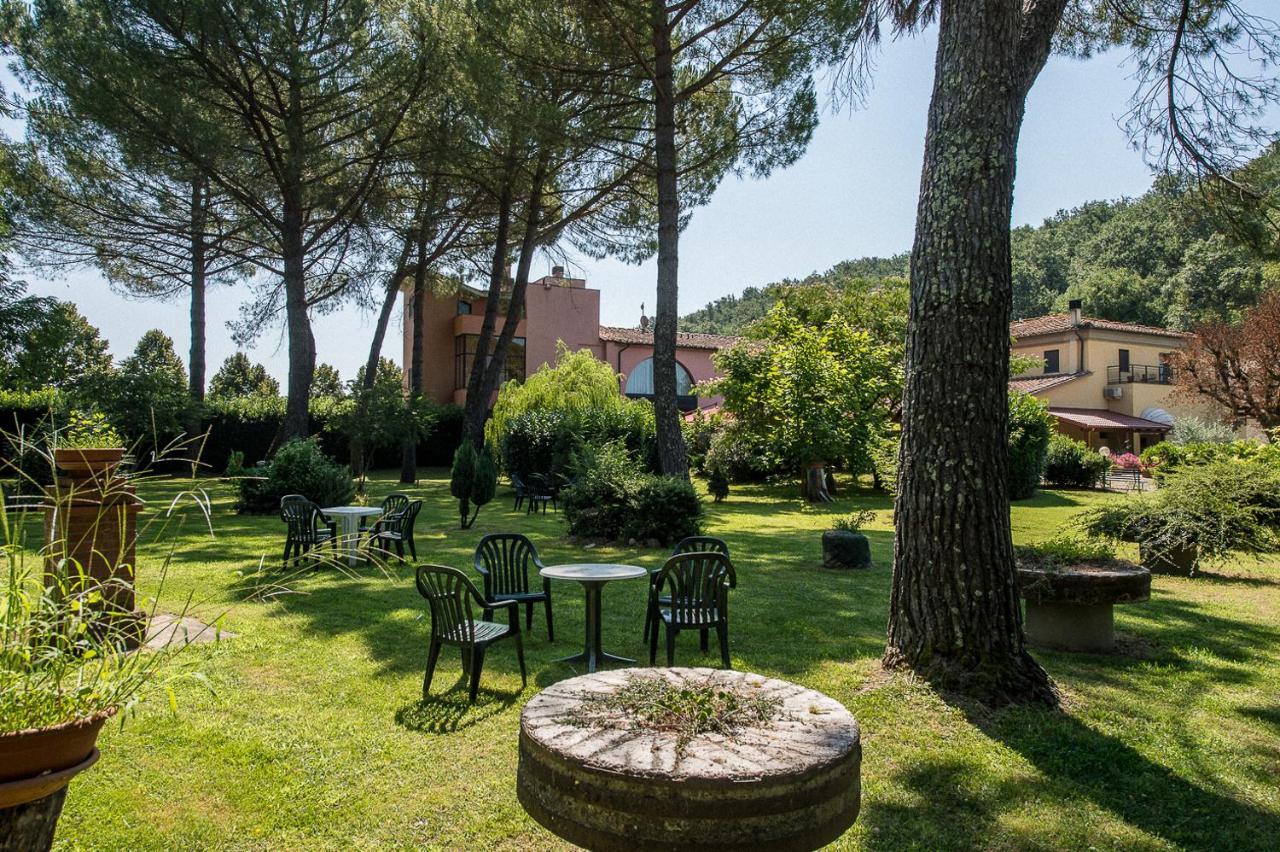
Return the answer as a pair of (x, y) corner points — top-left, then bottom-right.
(648, 551), (736, 669)
(415, 564), (526, 703)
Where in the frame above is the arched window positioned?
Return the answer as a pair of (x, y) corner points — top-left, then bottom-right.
(624, 357), (693, 396)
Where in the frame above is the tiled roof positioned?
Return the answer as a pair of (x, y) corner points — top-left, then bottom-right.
(599, 326), (740, 350)
(1049, 407), (1172, 432)
(1010, 314), (1190, 340)
(1009, 372), (1087, 394)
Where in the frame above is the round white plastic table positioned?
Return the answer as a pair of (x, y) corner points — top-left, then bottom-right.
(539, 563), (647, 673)
(321, 506), (383, 566)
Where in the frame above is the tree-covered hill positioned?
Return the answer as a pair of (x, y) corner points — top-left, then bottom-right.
(683, 148), (1279, 335)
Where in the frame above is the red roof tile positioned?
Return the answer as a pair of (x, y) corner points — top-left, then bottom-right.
(1049, 407), (1172, 432)
(599, 326), (739, 350)
(1010, 314), (1190, 341)
(1009, 372), (1087, 394)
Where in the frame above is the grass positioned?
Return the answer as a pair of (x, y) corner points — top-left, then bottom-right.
(38, 471), (1280, 850)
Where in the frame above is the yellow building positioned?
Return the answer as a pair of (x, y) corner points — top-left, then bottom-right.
(1009, 300), (1198, 454)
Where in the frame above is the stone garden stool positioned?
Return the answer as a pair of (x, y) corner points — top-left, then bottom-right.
(517, 667), (861, 851)
(1017, 561), (1151, 652)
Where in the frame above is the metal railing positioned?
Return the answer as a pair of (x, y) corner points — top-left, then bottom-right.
(1106, 364), (1173, 385)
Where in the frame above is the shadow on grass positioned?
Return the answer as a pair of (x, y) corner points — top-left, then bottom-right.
(974, 705), (1280, 851)
(395, 681), (521, 734)
(859, 757), (1018, 851)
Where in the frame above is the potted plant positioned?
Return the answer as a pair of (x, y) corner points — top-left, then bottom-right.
(822, 509), (876, 570)
(53, 411), (125, 479)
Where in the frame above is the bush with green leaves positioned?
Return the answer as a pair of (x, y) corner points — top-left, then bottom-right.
(1169, 416), (1237, 445)
(1043, 434), (1109, 488)
(561, 442), (643, 540)
(868, 432), (899, 494)
(833, 509), (877, 533)
(450, 442), (497, 529)
(1014, 534), (1118, 568)
(703, 418), (779, 483)
(236, 438), (355, 514)
(1077, 457), (1280, 568)
(1008, 391), (1053, 500)
(622, 476), (704, 546)
(682, 409), (723, 474)
(500, 409), (577, 484)
(1140, 438), (1280, 480)
(707, 466), (729, 502)
(563, 442), (704, 544)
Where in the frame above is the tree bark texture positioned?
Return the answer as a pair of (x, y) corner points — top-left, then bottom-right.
(462, 169), (515, 448)
(278, 202), (315, 444)
(0, 787), (67, 852)
(400, 230), (430, 484)
(187, 175), (207, 404)
(885, 0), (1065, 707)
(651, 2), (688, 478)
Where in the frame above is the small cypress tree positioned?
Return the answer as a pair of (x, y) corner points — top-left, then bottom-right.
(451, 443), (497, 529)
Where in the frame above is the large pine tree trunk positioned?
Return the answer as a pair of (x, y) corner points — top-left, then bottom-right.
(400, 234), (429, 484)
(885, 0), (1065, 707)
(278, 203), (314, 444)
(651, 3), (687, 478)
(462, 172), (514, 448)
(188, 176), (207, 404)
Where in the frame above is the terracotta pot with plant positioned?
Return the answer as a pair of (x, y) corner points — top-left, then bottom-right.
(52, 411), (126, 481)
(1, 430), (209, 850)
(823, 509), (876, 570)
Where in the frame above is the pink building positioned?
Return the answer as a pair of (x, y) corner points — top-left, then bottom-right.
(402, 268), (736, 410)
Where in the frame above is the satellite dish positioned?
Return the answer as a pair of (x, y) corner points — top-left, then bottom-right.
(1140, 407), (1175, 426)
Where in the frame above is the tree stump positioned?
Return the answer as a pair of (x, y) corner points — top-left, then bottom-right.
(0, 788), (67, 852)
(518, 667), (861, 851)
(1017, 560), (1151, 652)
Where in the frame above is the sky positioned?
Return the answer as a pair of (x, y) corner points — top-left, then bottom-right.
(16, 26), (1170, 384)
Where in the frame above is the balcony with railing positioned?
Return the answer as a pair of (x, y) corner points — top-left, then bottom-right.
(1106, 364), (1173, 385)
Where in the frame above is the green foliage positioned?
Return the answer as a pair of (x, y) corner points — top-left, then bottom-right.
(562, 441), (703, 545)
(561, 442), (643, 541)
(833, 509), (877, 533)
(1078, 458), (1280, 567)
(1169, 416), (1237, 445)
(0, 297), (112, 392)
(706, 466), (729, 502)
(60, 408), (123, 449)
(335, 361), (436, 486)
(622, 476), (704, 546)
(704, 418), (780, 483)
(1043, 434), (1109, 488)
(1014, 534), (1118, 568)
(450, 442), (496, 529)
(1139, 439), (1280, 479)
(236, 438), (355, 514)
(682, 409), (722, 474)
(209, 353), (279, 399)
(92, 329), (194, 453)
(500, 409), (575, 484)
(1007, 391), (1053, 500)
(706, 301), (898, 479)
(310, 363), (344, 399)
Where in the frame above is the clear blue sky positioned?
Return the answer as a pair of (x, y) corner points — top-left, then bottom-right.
(17, 27), (1171, 383)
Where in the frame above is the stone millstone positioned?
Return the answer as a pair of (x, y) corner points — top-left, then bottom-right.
(1016, 560), (1151, 653)
(517, 667), (861, 852)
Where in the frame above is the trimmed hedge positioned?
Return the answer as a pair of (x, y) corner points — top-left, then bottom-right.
(1043, 434), (1109, 488)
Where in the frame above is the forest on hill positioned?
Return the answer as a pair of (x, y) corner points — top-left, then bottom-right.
(682, 148), (1280, 336)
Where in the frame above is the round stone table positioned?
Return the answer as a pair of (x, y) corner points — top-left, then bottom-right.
(518, 667), (862, 851)
(540, 563), (647, 673)
(1018, 560), (1151, 652)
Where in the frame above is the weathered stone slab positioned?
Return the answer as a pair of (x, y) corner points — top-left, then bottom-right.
(144, 614), (233, 651)
(518, 667), (861, 851)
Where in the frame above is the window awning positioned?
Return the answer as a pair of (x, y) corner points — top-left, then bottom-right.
(1048, 408), (1172, 433)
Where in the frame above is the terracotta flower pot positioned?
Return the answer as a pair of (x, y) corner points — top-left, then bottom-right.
(53, 447), (125, 479)
(0, 709), (115, 806)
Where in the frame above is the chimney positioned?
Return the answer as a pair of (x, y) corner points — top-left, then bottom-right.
(1068, 298), (1082, 326)
(639, 302), (649, 331)
(551, 264), (565, 278)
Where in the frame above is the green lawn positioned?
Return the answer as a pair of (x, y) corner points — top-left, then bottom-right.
(47, 471), (1280, 850)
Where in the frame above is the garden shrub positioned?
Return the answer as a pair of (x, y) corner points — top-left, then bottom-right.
(1077, 457), (1280, 568)
(868, 433), (899, 494)
(235, 438), (355, 513)
(1008, 391), (1052, 500)
(562, 442), (643, 540)
(1169, 416), (1236, 445)
(707, 466), (729, 502)
(703, 419), (777, 483)
(563, 442), (704, 544)
(0, 388), (62, 485)
(450, 442), (497, 529)
(682, 409), (723, 474)
(1139, 438), (1280, 480)
(1043, 434), (1109, 488)
(622, 476), (704, 546)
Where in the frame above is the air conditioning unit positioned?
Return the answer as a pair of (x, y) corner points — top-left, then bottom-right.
(1103, 386), (1123, 399)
